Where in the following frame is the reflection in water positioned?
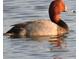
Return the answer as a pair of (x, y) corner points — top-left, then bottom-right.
(49, 36), (67, 49)
(48, 37), (68, 59)
(4, 34), (75, 59)
(53, 55), (62, 59)
(29, 36), (68, 59)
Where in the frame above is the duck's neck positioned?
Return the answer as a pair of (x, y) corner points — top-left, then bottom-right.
(57, 20), (69, 30)
(49, 15), (68, 30)
(50, 18), (68, 31)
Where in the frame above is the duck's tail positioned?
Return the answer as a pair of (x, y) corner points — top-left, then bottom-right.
(3, 32), (14, 36)
(3, 26), (18, 36)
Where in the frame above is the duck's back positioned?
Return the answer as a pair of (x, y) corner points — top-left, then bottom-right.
(4, 20), (68, 38)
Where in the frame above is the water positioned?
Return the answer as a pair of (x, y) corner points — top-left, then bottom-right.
(3, 0), (76, 59)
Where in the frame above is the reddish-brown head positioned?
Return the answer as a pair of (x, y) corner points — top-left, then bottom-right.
(49, 0), (68, 30)
(49, 0), (65, 23)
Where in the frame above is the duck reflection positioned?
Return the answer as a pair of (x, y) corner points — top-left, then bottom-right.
(53, 55), (63, 59)
(30, 35), (68, 50)
(49, 36), (67, 50)
(48, 37), (68, 59)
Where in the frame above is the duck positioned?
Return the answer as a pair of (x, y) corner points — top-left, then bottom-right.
(4, 0), (69, 38)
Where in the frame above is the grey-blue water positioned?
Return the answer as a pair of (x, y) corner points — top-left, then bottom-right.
(3, 0), (76, 59)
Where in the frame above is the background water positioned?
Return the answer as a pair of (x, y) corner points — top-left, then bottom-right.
(3, 0), (76, 59)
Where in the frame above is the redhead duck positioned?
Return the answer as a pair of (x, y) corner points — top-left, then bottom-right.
(4, 0), (69, 38)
